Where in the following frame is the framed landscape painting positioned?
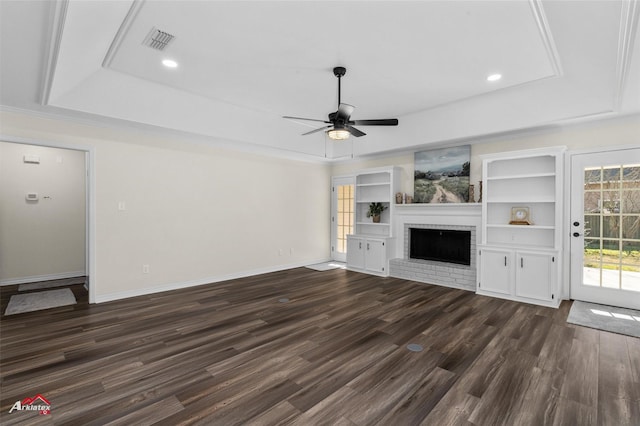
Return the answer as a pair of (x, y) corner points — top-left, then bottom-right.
(414, 146), (470, 203)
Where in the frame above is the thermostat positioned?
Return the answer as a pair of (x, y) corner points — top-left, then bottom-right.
(26, 193), (38, 201)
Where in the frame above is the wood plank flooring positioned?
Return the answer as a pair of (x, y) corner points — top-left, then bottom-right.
(1, 268), (638, 425)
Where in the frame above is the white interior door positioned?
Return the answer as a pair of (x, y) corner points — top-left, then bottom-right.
(570, 148), (640, 309)
(331, 176), (355, 262)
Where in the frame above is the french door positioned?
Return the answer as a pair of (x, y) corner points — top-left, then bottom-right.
(570, 148), (640, 309)
(331, 176), (355, 262)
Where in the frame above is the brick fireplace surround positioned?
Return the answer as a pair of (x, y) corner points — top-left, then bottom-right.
(389, 204), (482, 292)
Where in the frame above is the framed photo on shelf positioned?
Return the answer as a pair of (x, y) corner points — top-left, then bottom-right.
(509, 207), (531, 225)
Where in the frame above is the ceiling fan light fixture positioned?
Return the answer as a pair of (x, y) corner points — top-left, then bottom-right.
(327, 128), (350, 140)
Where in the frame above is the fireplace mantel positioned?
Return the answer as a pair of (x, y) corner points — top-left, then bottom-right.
(395, 203), (481, 216)
(393, 203), (481, 251)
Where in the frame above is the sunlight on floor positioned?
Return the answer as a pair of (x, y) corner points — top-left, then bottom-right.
(590, 308), (640, 322)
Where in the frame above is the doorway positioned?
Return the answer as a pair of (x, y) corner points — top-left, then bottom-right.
(331, 176), (355, 262)
(570, 147), (640, 309)
(0, 139), (93, 302)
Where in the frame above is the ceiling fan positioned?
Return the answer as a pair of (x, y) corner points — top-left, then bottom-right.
(283, 67), (399, 140)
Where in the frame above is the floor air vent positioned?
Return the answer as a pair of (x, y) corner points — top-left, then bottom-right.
(142, 27), (175, 51)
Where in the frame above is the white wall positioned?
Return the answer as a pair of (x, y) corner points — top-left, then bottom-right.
(0, 142), (86, 283)
(1, 110), (331, 302)
(331, 114), (640, 199)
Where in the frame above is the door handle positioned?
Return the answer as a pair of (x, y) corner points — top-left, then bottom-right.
(359, 242), (362, 249)
(573, 232), (580, 237)
(521, 258), (523, 268)
(504, 256), (507, 266)
(573, 221), (580, 227)
(367, 243), (370, 250)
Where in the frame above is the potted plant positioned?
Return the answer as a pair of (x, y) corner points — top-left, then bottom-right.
(366, 202), (387, 223)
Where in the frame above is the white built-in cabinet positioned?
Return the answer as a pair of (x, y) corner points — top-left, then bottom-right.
(346, 236), (390, 275)
(477, 147), (565, 307)
(346, 167), (400, 276)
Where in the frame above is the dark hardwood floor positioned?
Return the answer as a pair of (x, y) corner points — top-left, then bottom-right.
(1, 268), (638, 425)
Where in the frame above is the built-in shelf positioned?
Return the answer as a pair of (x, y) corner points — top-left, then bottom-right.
(395, 203), (481, 210)
(479, 146), (565, 308)
(486, 224), (555, 230)
(356, 183), (390, 187)
(487, 197), (556, 203)
(486, 172), (556, 181)
(348, 167), (401, 277)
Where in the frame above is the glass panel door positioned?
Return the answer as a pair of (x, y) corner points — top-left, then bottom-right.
(571, 148), (640, 309)
(331, 177), (355, 262)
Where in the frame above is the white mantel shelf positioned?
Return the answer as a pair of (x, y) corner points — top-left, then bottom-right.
(395, 203), (482, 216)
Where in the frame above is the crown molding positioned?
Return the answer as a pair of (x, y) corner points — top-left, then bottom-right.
(40, 0), (68, 106)
(102, 1), (143, 69)
(615, 0), (640, 110)
(529, 0), (563, 77)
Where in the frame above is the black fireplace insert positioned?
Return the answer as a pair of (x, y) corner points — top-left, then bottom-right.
(409, 228), (471, 266)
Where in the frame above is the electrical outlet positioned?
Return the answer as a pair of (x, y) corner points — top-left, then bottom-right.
(290, 248), (294, 255)
(278, 249), (283, 256)
(118, 201), (126, 211)
(142, 264), (150, 273)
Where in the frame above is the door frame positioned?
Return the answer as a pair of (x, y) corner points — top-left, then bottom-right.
(331, 175), (355, 262)
(567, 144), (640, 309)
(1, 134), (96, 303)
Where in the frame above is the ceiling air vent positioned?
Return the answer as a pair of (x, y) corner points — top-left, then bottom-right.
(142, 27), (175, 51)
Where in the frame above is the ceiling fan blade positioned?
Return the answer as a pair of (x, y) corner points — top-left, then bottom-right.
(302, 125), (332, 136)
(283, 115), (330, 124)
(347, 125), (366, 137)
(336, 103), (355, 121)
(350, 118), (399, 126)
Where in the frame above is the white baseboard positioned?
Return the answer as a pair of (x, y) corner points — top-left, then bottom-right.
(93, 258), (330, 304)
(0, 271), (86, 286)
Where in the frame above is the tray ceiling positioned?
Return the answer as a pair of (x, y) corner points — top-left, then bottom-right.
(1, 1), (639, 160)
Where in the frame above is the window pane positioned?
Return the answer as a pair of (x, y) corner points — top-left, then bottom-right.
(622, 191), (640, 213)
(621, 241), (640, 292)
(623, 164), (640, 179)
(602, 191), (620, 214)
(584, 215), (600, 238)
(602, 239), (620, 252)
(602, 166), (621, 190)
(602, 216), (620, 239)
(584, 192), (601, 213)
(584, 246), (601, 268)
(622, 216), (640, 239)
(584, 168), (601, 185)
(600, 263), (621, 289)
(621, 240), (640, 266)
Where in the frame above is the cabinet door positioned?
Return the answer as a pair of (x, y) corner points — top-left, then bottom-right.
(365, 239), (386, 273)
(515, 251), (554, 301)
(346, 237), (365, 269)
(479, 248), (511, 295)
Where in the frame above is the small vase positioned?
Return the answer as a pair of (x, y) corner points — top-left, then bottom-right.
(468, 184), (475, 203)
(373, 215), (381, 223)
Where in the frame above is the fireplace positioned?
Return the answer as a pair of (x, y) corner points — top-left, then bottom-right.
(409, 228), (471, 266)
(388, 204), (481, 291)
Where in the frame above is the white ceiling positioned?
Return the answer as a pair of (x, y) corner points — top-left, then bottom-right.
(1, 1), (639, 161)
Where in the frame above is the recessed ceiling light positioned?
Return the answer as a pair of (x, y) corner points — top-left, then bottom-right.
(487, 73), (502, 82)
(162, 59), (178, 68)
